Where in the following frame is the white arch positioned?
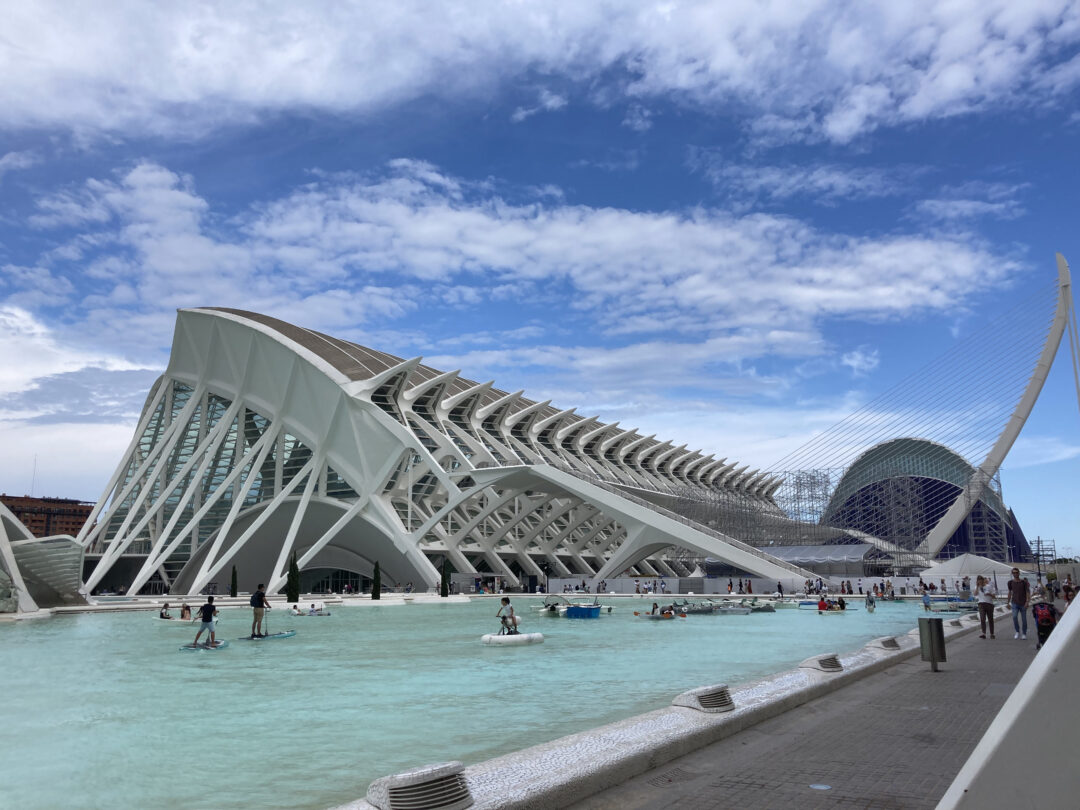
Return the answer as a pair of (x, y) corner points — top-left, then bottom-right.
(919, 254), (1074, 557)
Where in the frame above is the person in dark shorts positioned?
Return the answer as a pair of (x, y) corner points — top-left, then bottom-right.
(251, 584), (271, 637)
(159, 602), (172, 619)
(193, 596), (218, 647)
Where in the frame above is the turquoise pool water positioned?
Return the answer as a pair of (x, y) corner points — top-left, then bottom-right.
(2, 598), (925, 809)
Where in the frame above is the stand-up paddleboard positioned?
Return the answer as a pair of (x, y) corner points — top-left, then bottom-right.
(237, 630), (297, 641)
(180, 640), (229, 651)
(481, 632), (544, 645)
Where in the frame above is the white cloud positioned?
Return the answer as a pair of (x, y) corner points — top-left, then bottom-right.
(1003, 435), (1080, 469)
(0, 305), (147, 397)
(2, 1), (1078, 143)
(691, 153), (910, 203)
(422, 333), (819, 400)
(622, 105), (652, 132)
(914, 198), (1024, 221)
(510, 89), (568, 123)
(840, 346), (880, 376)
(22, 159), (1026, 362)
(0, 150), (39, 181)
(0, 420), (138, 501)
(912, 180), (1028, 221)
(569, 150), (640, 172)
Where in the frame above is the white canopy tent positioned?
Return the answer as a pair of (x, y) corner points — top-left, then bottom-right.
(919, 553), (1023, 580)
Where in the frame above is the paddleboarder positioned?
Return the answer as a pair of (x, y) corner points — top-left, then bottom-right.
(250, 583), (271, 638)
(192, 596), (218, 648)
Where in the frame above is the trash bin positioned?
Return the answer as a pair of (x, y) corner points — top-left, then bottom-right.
(918, 616), (946, 671)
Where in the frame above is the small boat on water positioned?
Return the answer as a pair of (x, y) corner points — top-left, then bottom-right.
(798, 599), (857, 612)
(739, 598), (776, 613)
(669, 598), (715, 615)
(711, 603), (752, 616)
(634, 610), (685, 620)
(536, 595), (612, 618)
(770, 599), (801, 609)
(290, 601), (332, 616)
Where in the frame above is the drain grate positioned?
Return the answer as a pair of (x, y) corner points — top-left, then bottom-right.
(672, 682), (736, 713)
(801, 652), (843, 672)
(647, 767), (699, 787)
(368, 762), (473, 810)
(387, 773), (471, 810)
(698, 686), (735, 711)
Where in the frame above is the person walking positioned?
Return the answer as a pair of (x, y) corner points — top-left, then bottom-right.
(250, 583), (271, 638)
(1007, 567), (1030, 640)
(974, 575), (996, 639)
(192, 595), (218, 648)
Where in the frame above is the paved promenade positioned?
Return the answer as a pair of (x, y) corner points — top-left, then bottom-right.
(573, 610), (1042, 810)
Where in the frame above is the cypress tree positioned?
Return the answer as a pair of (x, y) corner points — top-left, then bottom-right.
(440, 558), (450, 598)
(286, 552), (300, 602)
(372, 561), (381, 600)
(230, 565), (238, 598)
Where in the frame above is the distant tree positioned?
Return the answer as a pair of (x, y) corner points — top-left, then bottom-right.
(1051, 557), (1079, 565)
(230, 565), (238, 598)
(372, 561), (381, 600)
(286, 552), (300, 602)
(440, 558), (450, 598)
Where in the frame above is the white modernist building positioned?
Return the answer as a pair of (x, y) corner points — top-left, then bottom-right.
(0, 501), (84, 612)
(79, 308), (815, 597)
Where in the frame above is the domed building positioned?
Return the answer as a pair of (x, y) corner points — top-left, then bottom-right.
(821, 437), (1031, 569)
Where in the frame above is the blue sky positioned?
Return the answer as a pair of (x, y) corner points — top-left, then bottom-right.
(1, 1), (1078, 555)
